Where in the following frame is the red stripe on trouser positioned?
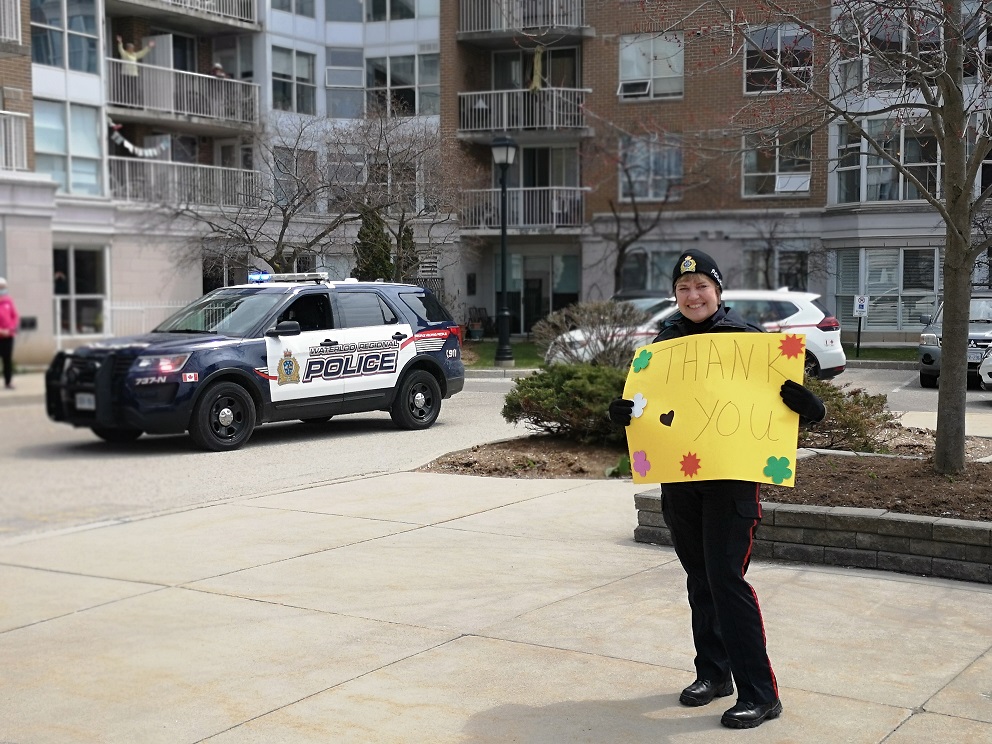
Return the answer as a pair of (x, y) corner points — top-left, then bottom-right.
(741, 481), (778, 698)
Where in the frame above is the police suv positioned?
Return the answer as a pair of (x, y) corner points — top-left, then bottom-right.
(45, 273), (465, 451)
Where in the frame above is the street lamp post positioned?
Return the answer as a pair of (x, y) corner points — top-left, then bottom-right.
(491, 135), (517, 367)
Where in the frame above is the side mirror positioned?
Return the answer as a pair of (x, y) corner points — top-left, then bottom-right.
(919, 314), (932, 325)
(265, 320), (301, 337)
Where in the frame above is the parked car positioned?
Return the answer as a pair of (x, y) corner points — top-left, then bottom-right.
(45, 273), (465, 451)
(917, 292), (992, 388)
(548, 288), (846, 379)
(979, 346), (992, 391)
(610, 290), (676, 316)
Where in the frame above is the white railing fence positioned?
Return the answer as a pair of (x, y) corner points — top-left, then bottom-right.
(459, 0), (585, 33)
(109, 301), (189, 337)
(53, 299), (190, 349)
(461, 186), (585, 229)
(0, 0), (20, 43)
(109, 156), (262, 207)
(162, 0), (256, 24)
(106, 59), (260, 125)
(459, 88), (589, 132)
(0, 111), (28, 171)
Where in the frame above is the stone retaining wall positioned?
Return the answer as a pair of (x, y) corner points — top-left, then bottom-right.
(634, 491), (992, 584)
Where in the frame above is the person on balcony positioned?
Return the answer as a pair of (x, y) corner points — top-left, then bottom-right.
(116, 36), (155, 107)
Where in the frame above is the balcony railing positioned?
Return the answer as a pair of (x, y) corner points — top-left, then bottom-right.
(0, 111), (28, 171)
(0, 0), (20, 43)
(109, 157), (261, 206)
(461, 187), (585, 230)
(129, 0), (256, 24)
(106, 59), (259, 126)
(459, 0), (585, 33)
(459, 88), (589, 133)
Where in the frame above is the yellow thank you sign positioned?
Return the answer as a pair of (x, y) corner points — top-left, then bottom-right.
(622, 333), (806, 487)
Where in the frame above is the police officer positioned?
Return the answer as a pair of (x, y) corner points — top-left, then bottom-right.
(608, 250), (825, 730)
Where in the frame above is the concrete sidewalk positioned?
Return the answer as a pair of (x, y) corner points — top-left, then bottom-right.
(1, 471), (991, 742)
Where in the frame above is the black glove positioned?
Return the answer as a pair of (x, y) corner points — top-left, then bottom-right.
(608, 398), (634, 427)
(780, 380), (825, 424)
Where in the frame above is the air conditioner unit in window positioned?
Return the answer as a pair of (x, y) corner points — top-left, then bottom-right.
(775, 174), (810, 193)
(617, 80), (651, 98)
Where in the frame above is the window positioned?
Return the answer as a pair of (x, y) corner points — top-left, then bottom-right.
(272, 47), (316, 115)
(337, 292), (398, 327)
(618, 135), (682, 200)
(273, 0), (314, 16)
(745, 25), (812, 93)
(743, 241), (810, 289)
(618, 33), (683, 99)
(365, 53), (439, 117)
(846, 3), (985, 92)
(274, 146), (318, 212)
(30, 0), (98, 72)
(54, 246), (106, 335)
(743, 130), (811, 196)
(368, 156), (418, 213)
(328, 0), (363, 21)
(34, 100), (102, 195)
(833, 247), (939, 330)
(326, 47), (365, 119)
(327, 151), (364, 210)
(366, 0), (415, 22)
(837, 119), (940, 203)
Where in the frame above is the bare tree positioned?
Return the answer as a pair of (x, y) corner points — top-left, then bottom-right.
(174, 109), (459, 281)
(582, 119), (709, 295)
(629, 0), (992, 474)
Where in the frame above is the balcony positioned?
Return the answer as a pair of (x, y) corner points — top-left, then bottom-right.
(0, 0), (19, 43)
(459, 88), (590, 139)
(0, 111), (28, 171)
(106, 59), (259, 130)
(105, 0), (258, 31)
(458, 0), (591, 38)
(461, 187), (585, 231)
(109, 157), (261, 207)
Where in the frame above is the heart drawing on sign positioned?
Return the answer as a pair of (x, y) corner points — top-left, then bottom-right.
(659, 410), (675, 427)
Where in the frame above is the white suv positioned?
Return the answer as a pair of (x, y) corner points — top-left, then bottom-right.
(548, 288), (846, 379)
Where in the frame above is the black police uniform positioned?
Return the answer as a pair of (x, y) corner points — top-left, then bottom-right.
(653, 303), (779, 707)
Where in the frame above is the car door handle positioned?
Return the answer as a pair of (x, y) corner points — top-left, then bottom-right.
(392, 332), (408, 340)
(320, 339), (338, 346)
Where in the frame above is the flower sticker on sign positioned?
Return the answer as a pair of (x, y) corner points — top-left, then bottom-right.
(621, 333), (805, 487)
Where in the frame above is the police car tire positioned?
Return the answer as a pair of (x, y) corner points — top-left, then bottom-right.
(390, 370), (441, 430)
(189, 381), (257, 452)
(91, 426), (142, 444)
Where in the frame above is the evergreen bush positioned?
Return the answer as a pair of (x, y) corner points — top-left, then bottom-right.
(501, 363), (628, 446)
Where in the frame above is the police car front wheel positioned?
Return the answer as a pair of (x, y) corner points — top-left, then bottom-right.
(189, 381), (257, 452)
(390, 370), (442, 430)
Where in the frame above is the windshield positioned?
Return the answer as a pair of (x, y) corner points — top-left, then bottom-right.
(970, 298), (992, 322)
(622, 297), (675, 314)
(154, 289), (285, 336)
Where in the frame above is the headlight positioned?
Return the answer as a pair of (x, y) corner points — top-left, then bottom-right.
(920, 333), (939, 346)
(134, 353), (192, 373)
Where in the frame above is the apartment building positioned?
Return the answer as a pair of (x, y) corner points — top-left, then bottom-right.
(442, 0), (979, 343)
(3, 0), (444, 365)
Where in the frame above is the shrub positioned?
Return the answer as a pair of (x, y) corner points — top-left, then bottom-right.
(531, 301), (652, 369)
(501, 363), (628, 446)
(799, 377), (897, 453)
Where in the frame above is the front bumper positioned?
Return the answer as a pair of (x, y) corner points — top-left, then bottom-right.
(46, 351), (194, 434)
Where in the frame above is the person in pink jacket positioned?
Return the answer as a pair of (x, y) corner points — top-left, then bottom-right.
(0, 276), (19, 389)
